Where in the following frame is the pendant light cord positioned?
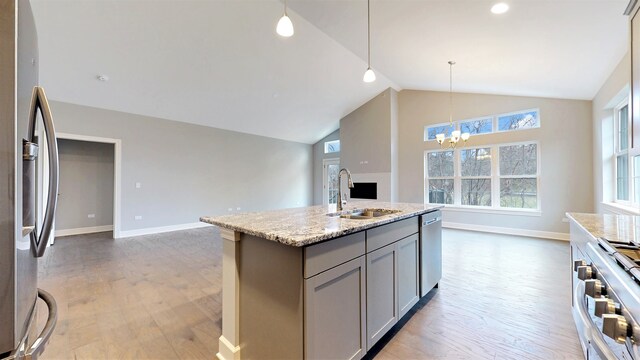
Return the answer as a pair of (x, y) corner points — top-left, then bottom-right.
(449, 63), (452, 124)
(284, 0), (288, 15)
(367, 0), (371, 68)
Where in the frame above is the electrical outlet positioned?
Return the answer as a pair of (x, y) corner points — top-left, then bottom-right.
(236, 207), (241, 211)
(135, 182), (142, 189)
(228, 208), (233, 212)
(135, 215), (142, 220)
(88, 214), (95, 218)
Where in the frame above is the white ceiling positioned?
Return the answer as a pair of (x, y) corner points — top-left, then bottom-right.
(31, 0), (629, 144)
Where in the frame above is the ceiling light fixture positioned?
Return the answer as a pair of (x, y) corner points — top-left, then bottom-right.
(276, 0), (294, 37)
(363, 0), (376, 83)
(491, 2), (509, 14)
(436, 61), (470, 148)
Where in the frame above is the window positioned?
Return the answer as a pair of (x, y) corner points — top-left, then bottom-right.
(497, 109), (540, 131)
(424, 108), (540, 141)
(499, 143), (538, 209)
(425, 141), (539, 210)
(460, 148), (491, 206)
(615, 102), (630, 202)
(460, 117), (493, 135)
(425, 124), (455, 141)
(324, 140), (340, 154)
(425, 151), (454, 204)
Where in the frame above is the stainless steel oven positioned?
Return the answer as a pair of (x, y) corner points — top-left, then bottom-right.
(571, 224), (640, 359)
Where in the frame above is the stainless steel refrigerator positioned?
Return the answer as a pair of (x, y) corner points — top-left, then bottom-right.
(1, 0), (59, 359)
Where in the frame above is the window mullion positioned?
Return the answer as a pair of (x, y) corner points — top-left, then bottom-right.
(454, 149), (461, 206)
(492, 144), (500, 208)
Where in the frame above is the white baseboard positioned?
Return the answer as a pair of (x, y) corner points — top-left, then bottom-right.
(117, 222), (212, 238)
(443, 221), (569, 241)
(55, 225), (113, 237)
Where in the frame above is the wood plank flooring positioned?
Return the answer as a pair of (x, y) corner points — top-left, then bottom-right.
(36, 228), (583, 359)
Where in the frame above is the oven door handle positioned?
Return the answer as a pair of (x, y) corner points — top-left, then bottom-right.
(574, 282), (618, 360)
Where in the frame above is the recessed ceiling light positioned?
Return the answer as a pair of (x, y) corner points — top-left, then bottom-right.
(97, 75), (109, 82)
(491, 3), (509, 14)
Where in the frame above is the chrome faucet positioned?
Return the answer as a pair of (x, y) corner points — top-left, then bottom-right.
(337, 168), (354, 212)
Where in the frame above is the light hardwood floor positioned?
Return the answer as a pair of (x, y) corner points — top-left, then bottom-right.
(37, 228), (583, 359)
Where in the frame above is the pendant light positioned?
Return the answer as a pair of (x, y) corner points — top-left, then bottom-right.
(276, 0), (294, 37)
(436, 61), (470, 148)
(363, 0), (376, 83)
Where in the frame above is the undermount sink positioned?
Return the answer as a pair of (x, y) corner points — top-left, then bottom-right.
(328, 208), (402, 220)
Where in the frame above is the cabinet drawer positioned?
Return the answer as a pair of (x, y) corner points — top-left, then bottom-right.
(366, 217), (418, 252)
(304, 231), (366, 278)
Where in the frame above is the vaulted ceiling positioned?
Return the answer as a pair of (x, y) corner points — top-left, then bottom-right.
(31, 0), (629, 144)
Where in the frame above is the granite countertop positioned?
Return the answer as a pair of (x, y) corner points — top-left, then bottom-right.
(567, 212), (640, 243)
(201, 201), (443, 247)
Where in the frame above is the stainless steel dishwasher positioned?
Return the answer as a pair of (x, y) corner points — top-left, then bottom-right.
(420, 210), (442, 297)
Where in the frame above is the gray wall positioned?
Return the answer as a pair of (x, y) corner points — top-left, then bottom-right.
(397, 90), (593, 234)
(340, 89), (393, 174)
(591, 52), (630, 213)
(312, 129), (340, 205)
(339, 88), (399, 201)
(51, 101), (313, 232)
(56, 139), (114, 230)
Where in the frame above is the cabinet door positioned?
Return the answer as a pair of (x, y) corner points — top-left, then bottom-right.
(397, 234), (420, 319)
(305, 256), (366, 360)
(366, 243), (398, 350)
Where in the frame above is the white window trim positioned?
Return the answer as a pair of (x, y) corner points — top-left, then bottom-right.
(424, 150), (455, 204)
(458, 146), (492, 206)
(441, 205), (542, 217)
(324, 140), (340, 154)
(601, 201), (640, 216)
(494, 108), (541, 133)
(322, 158), (340, 205)
(424, 140), (541, 212)
(459, 116), (494, 135)
(614, 98), (632, 205)
(424, 108), (541, 142)
(424, 122), (456, 141)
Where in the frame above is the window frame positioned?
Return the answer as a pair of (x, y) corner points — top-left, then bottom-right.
(494, 108), (541, 133)
(459, 146), (493, 207)
(424, 149), (455, 205)
(497, 141), (541, 210)
(424, 122), (456, 141)
(459, 116), (494, 135)
(614, 98), (632, 204)
(424, 108), (541, 142)
(424, 140), (541, 212)
(324, 140), (340, 154)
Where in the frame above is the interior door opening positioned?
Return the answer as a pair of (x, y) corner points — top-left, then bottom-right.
(48, 133), (122, 241)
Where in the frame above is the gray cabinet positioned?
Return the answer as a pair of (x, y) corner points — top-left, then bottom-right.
(304, 256), (367, 360)
(366, 243), (398, 349)
(303, 215), (423, 358)
(397, 233), (420, 319)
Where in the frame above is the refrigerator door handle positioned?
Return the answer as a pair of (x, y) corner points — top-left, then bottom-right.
(24, 289), (57, 360)
(27, 86), (58, 258)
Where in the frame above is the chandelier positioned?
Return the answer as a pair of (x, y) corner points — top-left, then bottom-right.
(436, 61), (470, 148)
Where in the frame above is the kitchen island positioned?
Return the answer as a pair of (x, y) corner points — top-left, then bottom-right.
(201, 201), (442, 360)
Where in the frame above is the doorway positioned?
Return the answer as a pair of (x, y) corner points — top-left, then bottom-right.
(322, 158), (340, 206)
(53, 133), (121, 239)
